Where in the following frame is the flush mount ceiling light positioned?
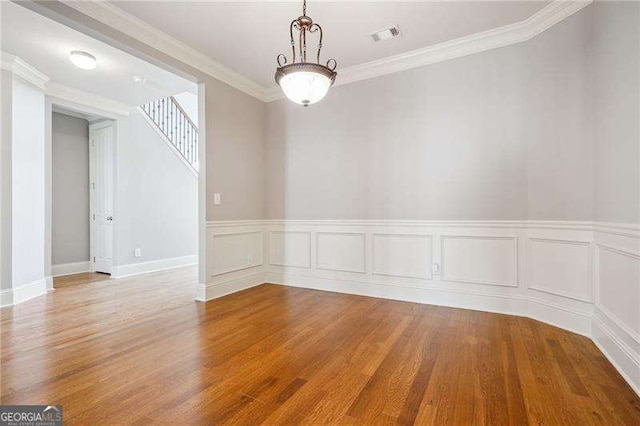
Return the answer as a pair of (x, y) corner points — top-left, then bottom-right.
(69, 51), (97, 70)
(275, 0), (337, 107)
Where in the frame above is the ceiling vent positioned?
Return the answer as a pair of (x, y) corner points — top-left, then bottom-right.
(369, 25), (401, 42)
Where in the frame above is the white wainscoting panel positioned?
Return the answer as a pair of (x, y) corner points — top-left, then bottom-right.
(372, 234), (433, 279)
(528, 238), (592, 302)
(269, 231), (311, 268)
(596, 244), (640, 335)
(441, 235), (518, 287)
(209, 231), (263, 276)
(316, 232), (366, 273)
(201, 222), (266, 301)
(204, 220), (640, 396)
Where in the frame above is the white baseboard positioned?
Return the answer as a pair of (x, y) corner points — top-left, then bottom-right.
(527, 296), (592, 337)
(45, 276), (54, 291)
(196, 271), (265, 302)
(111, 255), (197, 279)
(592, 309), (640, 397)
(12, 278), (47, 306)
(266, 272), (592, 338)
(0, 288), (14, 308)
(52, 261), (91, 277)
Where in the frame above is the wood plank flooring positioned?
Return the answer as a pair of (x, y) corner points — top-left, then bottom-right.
(53, 272), (111, 288)
(2, 267), (639, 424)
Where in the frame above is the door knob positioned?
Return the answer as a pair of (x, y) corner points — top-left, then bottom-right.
(106, 216), (113, 221)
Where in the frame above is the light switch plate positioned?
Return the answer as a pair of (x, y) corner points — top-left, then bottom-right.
(213, 193), (221, 205)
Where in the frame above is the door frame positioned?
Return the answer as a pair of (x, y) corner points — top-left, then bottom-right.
(45, 96), (121, 286)
(89, 120), (116, 274)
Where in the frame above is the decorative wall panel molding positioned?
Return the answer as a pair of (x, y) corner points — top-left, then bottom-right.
(316, 232), (366, 274)
(595, 244), (640, 335)
(209, 230), (263, 276)
(441, 235), (518, 287)
(205, 219), (640, 396)
(528, 238), (593, 302)
(269, 231), (311, 268)
(372, 233), (433, 280)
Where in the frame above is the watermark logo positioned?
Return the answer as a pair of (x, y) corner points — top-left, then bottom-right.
(0, 405), (62, 426)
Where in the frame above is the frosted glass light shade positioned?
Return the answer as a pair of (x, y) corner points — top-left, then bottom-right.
(275, 63), (336, 107)
(70, 51), (97, 70)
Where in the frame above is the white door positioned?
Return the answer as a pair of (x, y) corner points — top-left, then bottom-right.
(90, 123), (114, 274)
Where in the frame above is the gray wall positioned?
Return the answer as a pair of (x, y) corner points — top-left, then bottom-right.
(51, 112), (90, 265)
(115, 109), (198, 265)
(526, 7), (594, 221)
(206, 78), (265, 221)
(265, 6), (595, 221)
(591, 1), (640, 224)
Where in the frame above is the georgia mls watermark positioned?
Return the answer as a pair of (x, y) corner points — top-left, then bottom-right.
(0, 405), (62, 426)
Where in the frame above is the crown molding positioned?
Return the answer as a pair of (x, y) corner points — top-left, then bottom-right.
(2, 51), (134, 117)
(61, 0), (591, 103)
(45, 81), (131, 117)
(60, 0), (266, 101)
(1, 52), (49, 90)
(264, 0), (592, 101)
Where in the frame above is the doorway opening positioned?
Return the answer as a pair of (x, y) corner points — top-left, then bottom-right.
(3, 0), (204, 298)
(51, 105), (115, 285)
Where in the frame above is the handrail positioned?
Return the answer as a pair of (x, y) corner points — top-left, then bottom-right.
(170, 96), (197, 129)
(140, 96), (198, 172)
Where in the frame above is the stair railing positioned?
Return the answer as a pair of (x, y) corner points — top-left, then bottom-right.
(140, 96), (199, 172)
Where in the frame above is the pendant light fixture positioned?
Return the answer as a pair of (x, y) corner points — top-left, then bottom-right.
(275, 0), (337, 107)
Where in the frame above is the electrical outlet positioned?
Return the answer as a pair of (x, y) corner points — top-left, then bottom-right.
(134, 248), (142, 258)
(246, 254), (253, 265)
(432, 263), (440, 275)
(213, 193), (221, 205)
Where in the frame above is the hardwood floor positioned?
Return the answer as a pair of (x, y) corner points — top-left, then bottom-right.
(2, 267), (639, 424)
(53, 272), (111, 288)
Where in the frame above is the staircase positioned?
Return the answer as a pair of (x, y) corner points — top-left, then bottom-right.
(140, 96), (199, 172)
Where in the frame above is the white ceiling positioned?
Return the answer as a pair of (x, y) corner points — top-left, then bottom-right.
(0, 1), (196, 106)
(112, 1), (549, 88)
